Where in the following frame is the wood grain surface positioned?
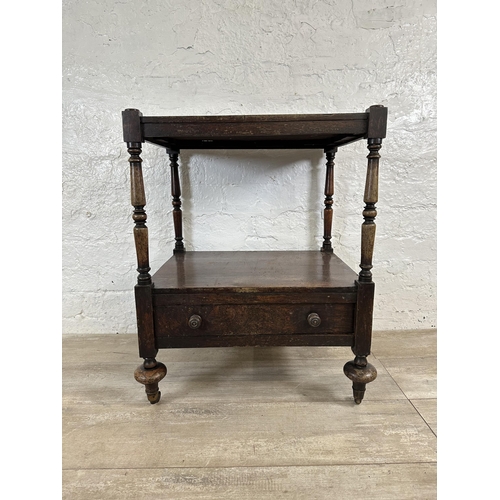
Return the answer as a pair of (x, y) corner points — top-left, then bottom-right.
(63, 463), (437, 500)
(152, 251), (358, 292)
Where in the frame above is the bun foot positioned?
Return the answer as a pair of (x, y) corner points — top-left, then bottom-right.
(134, 359), (167, 404)
(343, 356), (377, 404)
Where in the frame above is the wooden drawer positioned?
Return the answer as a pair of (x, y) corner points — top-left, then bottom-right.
(154, 302), (355, 337)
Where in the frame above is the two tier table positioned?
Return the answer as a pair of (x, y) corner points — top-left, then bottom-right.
(122, 105), (388, 404)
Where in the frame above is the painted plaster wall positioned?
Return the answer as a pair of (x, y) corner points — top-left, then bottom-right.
(62, 0), (437, 333)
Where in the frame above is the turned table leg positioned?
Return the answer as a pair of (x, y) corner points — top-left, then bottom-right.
(134, 358), (167, 404)
(321, 147), (337, 253)
(343, 355), (377, 404)
(123, 109), (166, 404)
(168, 148), (185, 254)
(345, 106), (386, 404)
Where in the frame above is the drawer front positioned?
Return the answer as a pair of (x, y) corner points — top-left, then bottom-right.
(154, 303), (355, 337)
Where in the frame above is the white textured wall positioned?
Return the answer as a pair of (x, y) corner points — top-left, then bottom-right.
(62, 0), (436, 333)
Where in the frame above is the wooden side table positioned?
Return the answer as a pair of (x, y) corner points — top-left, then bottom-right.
(122, 105), (388, 404)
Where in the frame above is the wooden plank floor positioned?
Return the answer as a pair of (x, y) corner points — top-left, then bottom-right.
(62, 329), (437, 499)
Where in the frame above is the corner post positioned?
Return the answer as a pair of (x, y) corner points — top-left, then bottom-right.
(359, 104), (387, 283)
(167, 148), (185, 254)
(123, 109), (165, 403)
(321, 147), (337, 253)
(123, 108), (151, 286)
(345, 104), (388, 404)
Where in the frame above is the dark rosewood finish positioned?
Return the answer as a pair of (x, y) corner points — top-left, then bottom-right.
(122, 105), (388, 404)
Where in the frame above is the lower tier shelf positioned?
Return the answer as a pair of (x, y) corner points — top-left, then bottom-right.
(150, 251), (359, 347)
(152, 250), (358, 292)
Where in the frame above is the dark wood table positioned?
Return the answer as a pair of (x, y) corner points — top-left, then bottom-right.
(122, 105), (388, 404)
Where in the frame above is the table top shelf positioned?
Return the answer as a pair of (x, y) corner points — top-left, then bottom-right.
(142, 112), (368, 150)
(136, 109), (386, 150)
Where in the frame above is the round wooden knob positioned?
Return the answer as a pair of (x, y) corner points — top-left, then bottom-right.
(188, 314), (202, 329)
(307, 312), (321, 327)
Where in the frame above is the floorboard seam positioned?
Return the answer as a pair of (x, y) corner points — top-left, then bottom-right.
(373, 357), (437, 437)
(62, 461), (438, 472)
(408, 399), (437, 438)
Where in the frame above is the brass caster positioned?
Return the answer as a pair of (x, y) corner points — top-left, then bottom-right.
(353, 384), (365, 404)
(147, 390), (161, 404)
